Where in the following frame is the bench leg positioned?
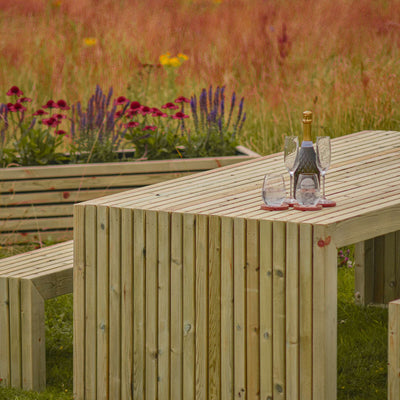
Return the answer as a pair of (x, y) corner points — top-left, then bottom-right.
(355, 233), (400, 305)
(389, 299), (400, 400)
(21, 279), (46, 391)
(0, 277), (10, 387)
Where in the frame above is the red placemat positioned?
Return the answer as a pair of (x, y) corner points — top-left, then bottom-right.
(260, 203), (290, 211)
(293, 204), (323, 211)
(320, 200), (336, 207)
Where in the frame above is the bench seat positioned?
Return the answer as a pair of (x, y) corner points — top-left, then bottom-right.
(0, 240), (73, 391)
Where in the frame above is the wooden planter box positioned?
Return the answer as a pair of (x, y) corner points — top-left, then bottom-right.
(0, 146), (260, 245)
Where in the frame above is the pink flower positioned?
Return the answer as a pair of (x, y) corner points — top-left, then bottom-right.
(57, 99), (70, 110)
(42, 117), (61, 127)
(123, 121), (140, 128)
(43, 100), (58, 109)
(55, 129), (67, 135)
(13, 102), (27, 112)
(171, 111), (189, 119)
(161, 102), (179, 110)
(150, 107), (160, 113)
(54, 113), (67, 120)
(6, 103), (16, 111)
(33, 109), (49, 116)
(19, 97), (32, 102)
(7, 86), (23, 97)
(140, 106), (151, 115)
(152, 110), (168, 117)
(143, 125), (157, 131)
(130, 101), (141, 110)
(115, 110), (124, 118)
(126, 109), (140, 118)
(114, 96), (129, 105)
(175, 96), (190, 103)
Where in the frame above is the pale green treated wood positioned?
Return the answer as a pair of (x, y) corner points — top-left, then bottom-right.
(183, 214), (196, 400)
(109, 207), (122, 400)
(170, 213), (183, 400)
(157, 211), (171, 400)
(259, 220), (273, 400)
(121, 208), (134, 400)
(246, 219), (260, 399)
(195, 214), (208, 400)
(97, 206), (110, 400)
(233, 218), (246, 400)
(272, 221), (286, 399)
(220, 217), (234, 400)
(145, 210), (158, 400)
(208, 215), (221, 400)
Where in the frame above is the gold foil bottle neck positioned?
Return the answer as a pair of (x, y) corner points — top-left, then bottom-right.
(302, 110), (312, 124)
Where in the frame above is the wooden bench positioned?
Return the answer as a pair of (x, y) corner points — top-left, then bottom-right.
(0, 240), (73, 391)
(389, 298), (400, 399)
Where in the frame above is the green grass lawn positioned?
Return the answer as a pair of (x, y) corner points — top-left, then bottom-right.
(0, 249), (388, 399)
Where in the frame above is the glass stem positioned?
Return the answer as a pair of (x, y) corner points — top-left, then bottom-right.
(322, 173), (326, 199)
(290, 173), (294, 199)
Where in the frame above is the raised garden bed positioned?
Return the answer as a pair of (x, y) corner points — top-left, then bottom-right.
(0, 145), (259, 244)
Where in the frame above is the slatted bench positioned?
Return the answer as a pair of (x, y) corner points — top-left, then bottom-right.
(0, 240), (73, 391)
(389, 299), (400, 399)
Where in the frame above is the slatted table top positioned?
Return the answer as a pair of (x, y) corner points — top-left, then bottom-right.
(81, 130), (400, 246)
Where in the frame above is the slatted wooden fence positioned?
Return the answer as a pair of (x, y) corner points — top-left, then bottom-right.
(0, 146), (259, 245)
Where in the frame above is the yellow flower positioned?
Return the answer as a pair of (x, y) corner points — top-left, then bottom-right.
(168, 57), (182, 67)
(159, 52), (171, 65)
(83, 37), (97, 47)
(178, 53), (189, 61)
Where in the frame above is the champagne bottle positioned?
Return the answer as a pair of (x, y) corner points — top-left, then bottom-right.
(293, 110), (320, 197)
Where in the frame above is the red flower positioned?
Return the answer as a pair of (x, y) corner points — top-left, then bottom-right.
(57, 99), (70, 110)
(19, 97), (32, 102)
(143, 125), (157, 131)
(54, 113), (67, 120)
(126, 109), (140, 118)
(152, 110), (168, 117)
(7, 86), (23, 97)
(161, 102), (179, 110)
(123, 121), (140, 128)
(43, 100), (58, 109)
(130, 101), (141, 110)
(150, 107), (160, 113)
(6, 103), (16, 111)
(42, 117), (61, 127)
(115, 110), (125, 118)
(175, 96), (190, 103)
(55, 129), (67, 135)
(114, 96), (129, 105)
(171, 111), (189, 119)
(140, 106), (151, 115)
(13, 102), (27, 112)
(33, 109), (49, 116)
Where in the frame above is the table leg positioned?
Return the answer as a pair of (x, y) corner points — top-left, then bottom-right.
(312, 226), (337, 400)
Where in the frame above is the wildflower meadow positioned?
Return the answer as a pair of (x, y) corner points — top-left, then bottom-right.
(0, 0), (398, 399)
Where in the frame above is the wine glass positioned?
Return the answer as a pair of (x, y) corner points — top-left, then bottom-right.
(262, 173), (287, 208)
(283, 136), (300, 206)
(316, 136), (335, 206)
(295, 173), (320, 208)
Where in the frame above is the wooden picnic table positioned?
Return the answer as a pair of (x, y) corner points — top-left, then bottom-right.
(73, 130), (400, 400)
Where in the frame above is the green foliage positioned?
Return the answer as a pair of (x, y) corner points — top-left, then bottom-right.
(337, 267), (388, 400)
(12, 125), (67, 166)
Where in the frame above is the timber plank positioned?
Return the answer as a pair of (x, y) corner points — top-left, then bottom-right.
(121, 208), (133, 400)
(145, 210), (158, 400)
(157, 211), (170, 400)
(97, 206), (109, 400)
(221, 217), (234, 400)
(183, 213), (196, 400)
(259, 220), (273, 400)
(170, 213), (183, 400)
(208, 215), (221, 400)
(195, 214), (208, 400)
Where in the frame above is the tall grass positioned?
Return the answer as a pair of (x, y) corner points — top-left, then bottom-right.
(1, 0), (400, 154)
